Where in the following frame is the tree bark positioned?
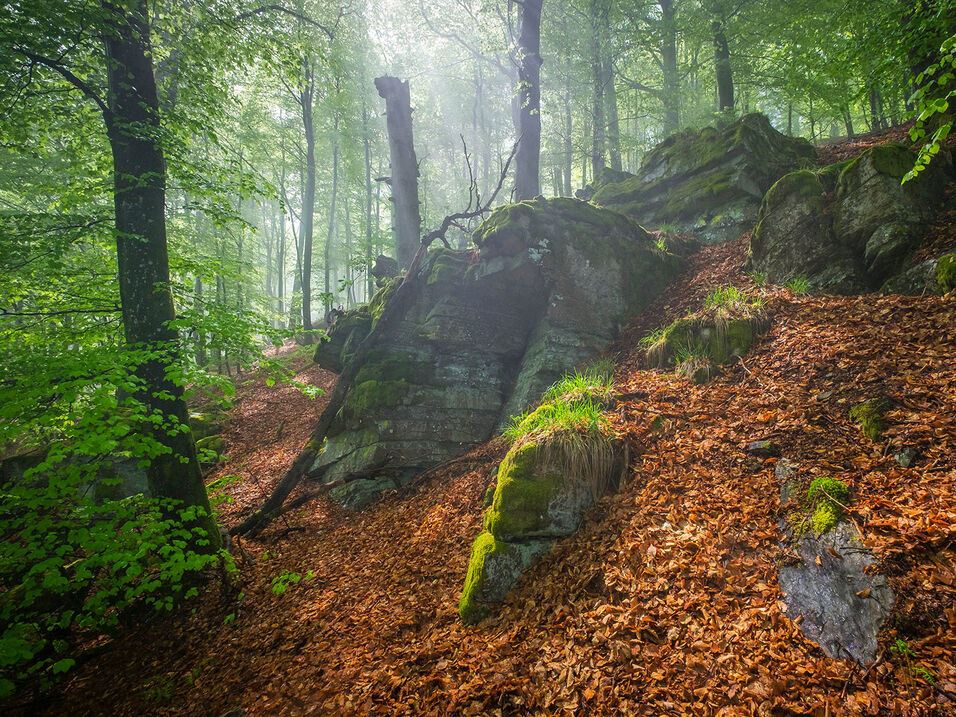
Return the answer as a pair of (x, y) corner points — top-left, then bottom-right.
(103, 0), (218, 548)
(660, 0), (680, 132)
(589, 1), (607, 179)
(713, 18), (734, 114)
(375, 76), (421, 269)
(514, 0), (543, 200)
(603, 56), (622, 172)
(299, 58), (317, 334)
(325, 115), (339, 319)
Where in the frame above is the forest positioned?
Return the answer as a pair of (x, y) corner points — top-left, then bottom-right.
(1, 0), (955, 714)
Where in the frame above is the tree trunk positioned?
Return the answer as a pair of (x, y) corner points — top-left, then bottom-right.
(603, 56), (622, 172)
(325, 124), (339, 318)
(563, 73), (573, 196)
(375, 76), (421, 269)
(589, 0), (607, 180)
(363, 106), (374, 302)
(514, 0), (543, 200)
(299, 58), (317, 334)
(660, 0), (680, 133)
(103, 0), (218, 547)
(713, 19), (734, 114)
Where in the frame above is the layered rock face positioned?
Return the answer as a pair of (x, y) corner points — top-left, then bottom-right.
(592, 113), (816, 243)
(748, 144), (953, 294)
(311, 198), (680, 508)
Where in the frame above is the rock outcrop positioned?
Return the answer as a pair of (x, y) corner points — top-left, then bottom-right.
(592, 113), (816, 243)
(776, 460), (894, 666)
(748, 144), (953, 294)
(311, 198), (680, 508)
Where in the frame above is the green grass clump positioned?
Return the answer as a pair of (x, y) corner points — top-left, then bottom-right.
(785, 277), (811, 294)
(506, 369), (614, 442)
(746, 270), (766, 287)
(638, 325), (670, 350)
(704, 285), (749, 310)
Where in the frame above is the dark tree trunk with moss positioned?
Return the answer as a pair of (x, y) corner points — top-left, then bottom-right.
(375, 76), (421, 270)
(515, 0), (543, 200)
(103, 0), (219, 548)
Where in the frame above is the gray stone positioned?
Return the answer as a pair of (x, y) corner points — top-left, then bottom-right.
(748, 144), (953, 294)
(779, 522), (894, 666)
(746, 439), (780, 457)
(593, 113), (815, 243)
(311, 198), (680, 508)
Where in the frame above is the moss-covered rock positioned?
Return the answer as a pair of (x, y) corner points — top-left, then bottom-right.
(458, 531), (551, 625)
(189, 412), (225, 441)
(195, 436), (225, 466)
(593, 113), (815, 243)
(748, 144), (953, 294)
(646, 312), (770, 378)
(850, 398), (892, 441)
(459, 427), (625, 624)
(309, 197), (678, 509)
(936, 254), (956, 292)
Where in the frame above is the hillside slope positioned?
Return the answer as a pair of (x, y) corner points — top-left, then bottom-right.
(26, 168), (956, 717)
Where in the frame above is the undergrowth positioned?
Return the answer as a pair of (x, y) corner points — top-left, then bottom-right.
(505, 368), (615, 442)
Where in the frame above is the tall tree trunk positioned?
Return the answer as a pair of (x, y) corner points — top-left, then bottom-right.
(660, 0), (680, 133)
(103, 0), (218, 546)
(325, 121), (339, 318)
(713, 18), (734, 114)
(563, 73), (573, 195)
(589, 0), (607, 179)
(375, 76), (421, 269)
(603, 56), (622, 172)
(299, 59), (317, 334)
(515, 0), (543, 200)
(362, 106), (374, 302)
(868, 85), (887, 130)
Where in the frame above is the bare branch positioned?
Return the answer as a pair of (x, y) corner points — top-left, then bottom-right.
(234, 5), (344, 41)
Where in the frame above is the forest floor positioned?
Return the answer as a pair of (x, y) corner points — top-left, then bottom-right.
(23, 132), (956, 716)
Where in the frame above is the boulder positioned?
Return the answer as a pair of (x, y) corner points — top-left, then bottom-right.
(459, 435), (626, 624)
(311, 198), (680, 508)
(593, 113), (816, 243)
(748, 144), (953, 294)
(778, 471), (894, 666)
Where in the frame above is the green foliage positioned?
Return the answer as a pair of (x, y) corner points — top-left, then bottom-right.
(904, 33), (955, 183)
(784, 277), (811, 295)
(506, 369), (614, 442)
(270, 568), (314, 595)
(746, 270), (767, 287)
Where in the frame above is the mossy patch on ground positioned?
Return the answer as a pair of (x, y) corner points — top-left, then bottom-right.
(787, 476), (851, 537)
(850, 398), (893, 441)
(936, 254), (956, 292)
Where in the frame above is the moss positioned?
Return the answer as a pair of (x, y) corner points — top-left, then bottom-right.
(367, 277), (401, 324)
(849, 398), (892, 441)
(811, 502), (841, 534)
(806, 477), (849, 534)
(481, 482), (496, 508)
(426, 247), (473, 286)
(935, 254), (956, 292)
(807, 476), (849, 505)
(458, 531), (499, 624)
(483, 442), (564, 538)
(344, 379), (412, 416)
